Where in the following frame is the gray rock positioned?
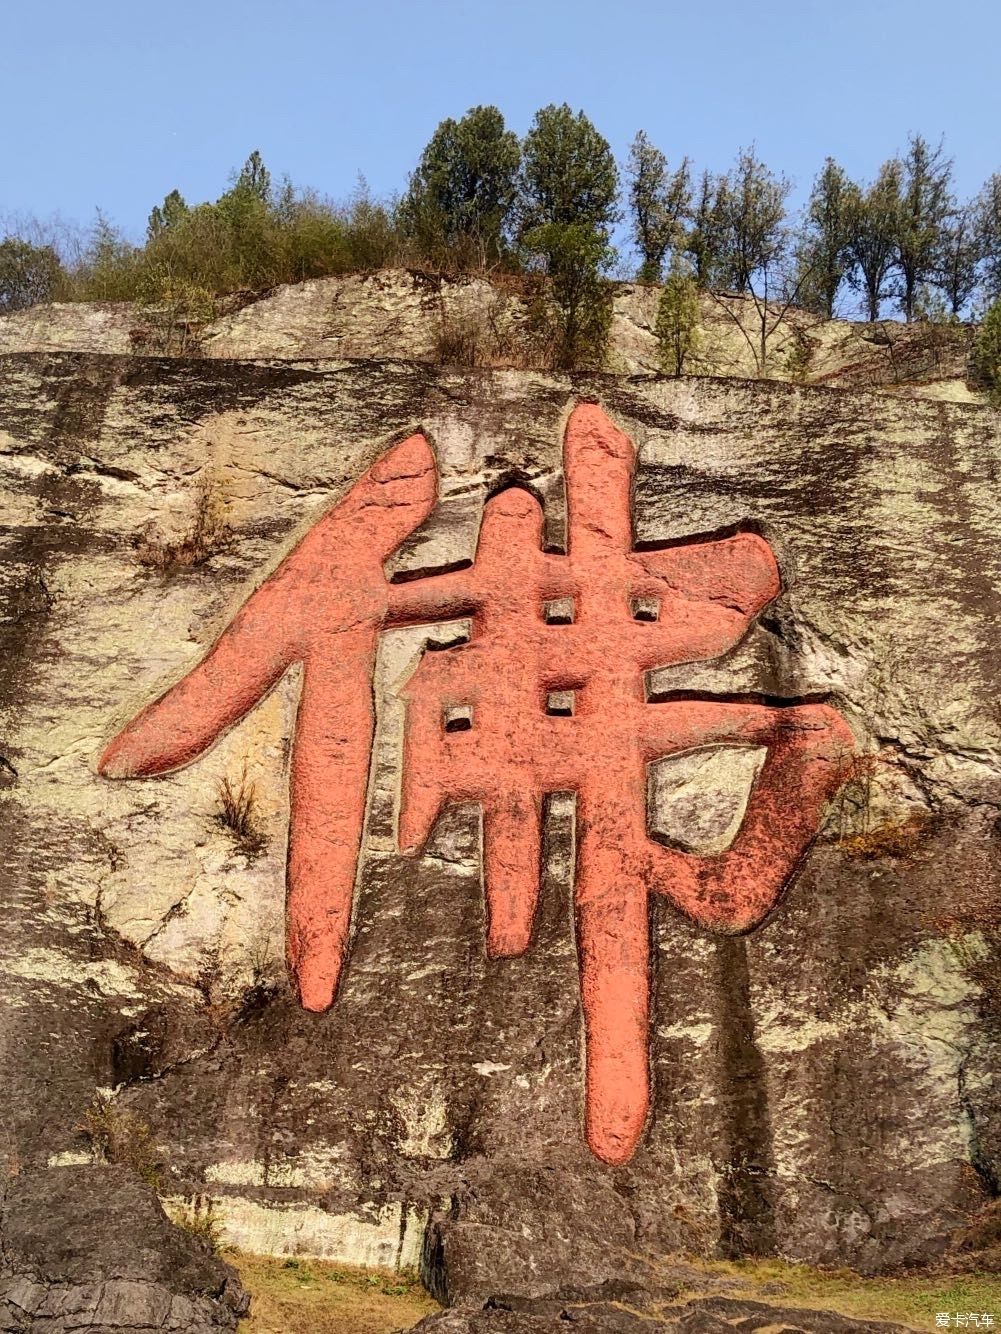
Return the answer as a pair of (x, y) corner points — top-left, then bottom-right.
(0, 1166), (248, 1331)
(1, 347), (998, 1299)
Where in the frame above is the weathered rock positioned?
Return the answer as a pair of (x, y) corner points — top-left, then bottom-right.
(406, 1288), (911, 1332)
(1, 347), (999, 1297)
(0, 1165), (248, 1331)
(0, 271), (982, 402)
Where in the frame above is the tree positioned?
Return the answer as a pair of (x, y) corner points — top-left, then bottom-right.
(685, 171), (727, 289)
(519, 106), (619, 370)
(147, 189), (190, 242)
(235, 150), (272, 206)
(971, 298), (1001, 404)
(937, 204), (981, 317)
(655, 260), (702, 376)
(400, 106), (520, 269)
(894, 134), (954, 321)
(626, 131), (691, 283)
(975, 173), (1001, 302)
(796, 158), (857, 319)
(525, 223), (613, 369)
(703, 147), (798, 374)
(519, 104), (619, 239)
(0, 237), (63, 312)
(715, 146), (791, 295)
(847, 161), (902, 322)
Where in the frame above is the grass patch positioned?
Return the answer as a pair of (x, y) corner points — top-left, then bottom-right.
(685, 1257), (1001, 1328)
(231, 1253), (439, 1334)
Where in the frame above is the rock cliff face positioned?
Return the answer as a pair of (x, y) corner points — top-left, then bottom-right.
(0, 269), (981, 402)
(0, 298), (999, 1309)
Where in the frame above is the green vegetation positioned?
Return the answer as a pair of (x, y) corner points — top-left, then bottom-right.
(0, 237), (62, 312)
(6, 114), (1001, 364)
(518, 104), (619, 367)
(972, 298), (1001, 403)
(655, 261), (702, 376)
(399, 104), (520, 271)
(233, 1253), (438, 1334)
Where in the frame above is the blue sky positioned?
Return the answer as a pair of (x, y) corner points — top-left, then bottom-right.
(4, 0), (1000, 245)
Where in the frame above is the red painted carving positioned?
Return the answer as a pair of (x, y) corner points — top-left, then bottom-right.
(99, 404), (854, 1165)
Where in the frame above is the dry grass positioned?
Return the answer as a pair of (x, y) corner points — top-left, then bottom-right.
(232, 1254), (438, 1334)
(168, 1196), (223, 1253)
(838, 811), (936, 861)
(432, 313), (483, 367)
(77, 1092), (162, 1190)
(134, 478), (229, 571)
(216, 765), (267, 856)
(682, 1257), (1001, 1329)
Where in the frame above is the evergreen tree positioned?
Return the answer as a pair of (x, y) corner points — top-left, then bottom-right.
(655, 259), (702, 375)
(236, 150), (272, 205)
(895, 134), (954, 321)
(519, 104), (619, 238)
(685, 170), (727, 289)
(937, 204), (981, 317)
(847, 161), (903, 322)
(975, 173), (1001, 302)
(147, 189), (190, 242)
(400, 106), (520, 268)
(519, 105), (618, 369)
(626, 131), (691, 283)
(797, 158), (857, 318)
(715, 146), (791, 295)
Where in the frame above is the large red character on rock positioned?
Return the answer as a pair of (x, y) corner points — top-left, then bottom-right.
(100, 403), (853, 1165)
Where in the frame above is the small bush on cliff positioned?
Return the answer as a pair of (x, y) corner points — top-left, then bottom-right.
(972, 299), (1001, 403)
(216, 764), (267, 856)
(134, 476), (230, 571)
(79, 1092), (162, 1189)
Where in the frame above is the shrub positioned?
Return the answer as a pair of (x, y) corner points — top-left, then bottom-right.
(79, 1092), (162, 1189)
(169, 1196), (223, 1253)
(131, 266), (217, 354)
(0, 237), (64, 312)
(972, 299), (1001, 404)
(655, 263), (702, 376)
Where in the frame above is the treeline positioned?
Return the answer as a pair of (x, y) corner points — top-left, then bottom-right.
(5, 105), (1001, 372)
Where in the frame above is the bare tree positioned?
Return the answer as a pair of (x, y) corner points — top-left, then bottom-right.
(702, 146), (801, 375)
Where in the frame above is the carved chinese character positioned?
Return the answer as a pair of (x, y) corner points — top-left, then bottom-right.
(100, 403), (854, 1164)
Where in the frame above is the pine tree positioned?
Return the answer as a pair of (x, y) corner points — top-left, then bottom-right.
(895, 134), (954, 322)
(626, 131), (691, 283)
(797, 158), (857, 318)
(847, 161), (903, 322)
(400, 106), (520, 268)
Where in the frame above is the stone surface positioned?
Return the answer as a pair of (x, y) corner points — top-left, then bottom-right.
(406, 1286), (911, 1333)
(1, 342), (999, 1299)
(0, 1165), (247, 1331)
(0, 271), (981, 402)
